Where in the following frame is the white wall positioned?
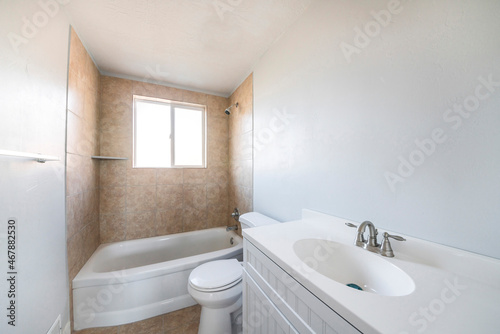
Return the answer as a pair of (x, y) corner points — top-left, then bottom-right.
(254, 0), (500, 258)
(0, 0), (70, 333)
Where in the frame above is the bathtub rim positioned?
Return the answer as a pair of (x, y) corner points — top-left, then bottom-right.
(73, 227), (243, 289)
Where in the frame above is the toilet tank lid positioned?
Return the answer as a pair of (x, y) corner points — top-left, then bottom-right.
(239, 212), (280, 227)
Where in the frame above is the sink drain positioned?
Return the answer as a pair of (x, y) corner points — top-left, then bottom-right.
(346, 283), (363, 291)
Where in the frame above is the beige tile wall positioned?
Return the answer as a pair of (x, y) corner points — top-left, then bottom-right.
(98, 76), (232, 243)
(65, 28), (101, 331)
(228, 74), (254, 231)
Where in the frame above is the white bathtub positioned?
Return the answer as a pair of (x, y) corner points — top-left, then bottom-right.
(72, 227), (243, 330)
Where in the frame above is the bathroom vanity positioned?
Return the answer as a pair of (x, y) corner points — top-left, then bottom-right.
(242, 210), (500, 334)
(243, 239), (360, 333)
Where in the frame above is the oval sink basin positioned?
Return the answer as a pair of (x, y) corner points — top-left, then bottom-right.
(293, 238), (415, 296)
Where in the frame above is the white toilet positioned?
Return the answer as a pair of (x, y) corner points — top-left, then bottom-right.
(188, 212), (279, 334)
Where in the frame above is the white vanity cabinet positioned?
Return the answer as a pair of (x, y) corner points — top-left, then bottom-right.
(243, 239), (361, 334)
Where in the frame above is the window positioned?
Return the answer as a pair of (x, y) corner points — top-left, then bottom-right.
(133, 96), (206, 168)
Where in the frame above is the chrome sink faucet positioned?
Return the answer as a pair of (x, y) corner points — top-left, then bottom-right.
(354, 221), (380, 253)
(346, 221), (406, 257)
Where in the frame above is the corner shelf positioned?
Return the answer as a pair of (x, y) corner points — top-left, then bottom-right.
(91, 156), (128, 160)
(0, 149), (60, 163)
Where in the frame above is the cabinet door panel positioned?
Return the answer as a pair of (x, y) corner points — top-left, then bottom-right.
(244, 270), (298, 334)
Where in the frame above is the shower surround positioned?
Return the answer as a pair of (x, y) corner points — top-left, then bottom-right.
(66, 29), (254, 332)
(98, 76), (232, 243)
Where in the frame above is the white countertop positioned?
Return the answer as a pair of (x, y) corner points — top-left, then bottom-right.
(243, 210), (500, 334)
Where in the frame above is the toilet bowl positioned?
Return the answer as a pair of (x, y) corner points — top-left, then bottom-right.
(188, 259), (243, 334)
(188, 212), (280, 334)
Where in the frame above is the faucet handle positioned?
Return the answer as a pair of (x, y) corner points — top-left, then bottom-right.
(345, 222), (357, 228)
(231, 208), (240, 222)
(380, 232), (405, 257)
(385, 233), (406, 242)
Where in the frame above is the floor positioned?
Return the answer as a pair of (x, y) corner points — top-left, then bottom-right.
(74, 304), (201, 334)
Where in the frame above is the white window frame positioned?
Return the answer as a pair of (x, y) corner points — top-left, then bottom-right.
(133, 95), (207, 168)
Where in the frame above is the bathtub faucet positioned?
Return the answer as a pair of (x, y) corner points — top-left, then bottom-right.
(227, 208), (240, 231)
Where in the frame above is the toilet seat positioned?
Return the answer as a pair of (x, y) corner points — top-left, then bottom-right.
(190, 277), (242, 292)
(189, 259), (242, 292)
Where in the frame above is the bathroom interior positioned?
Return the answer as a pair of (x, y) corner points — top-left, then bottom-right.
(1, 0), (499, 333)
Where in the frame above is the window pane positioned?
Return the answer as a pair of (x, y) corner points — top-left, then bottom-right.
(135, 101), (171, 167)
(174, 107), (203, 166)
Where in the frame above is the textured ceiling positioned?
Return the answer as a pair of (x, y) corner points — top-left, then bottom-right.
(64, 0), (312, 96)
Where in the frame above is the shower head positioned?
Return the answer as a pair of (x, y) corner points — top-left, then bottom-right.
(224, 102), (239, 116)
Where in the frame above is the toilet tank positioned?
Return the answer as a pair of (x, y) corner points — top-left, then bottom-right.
(239, 212), (279, 229)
